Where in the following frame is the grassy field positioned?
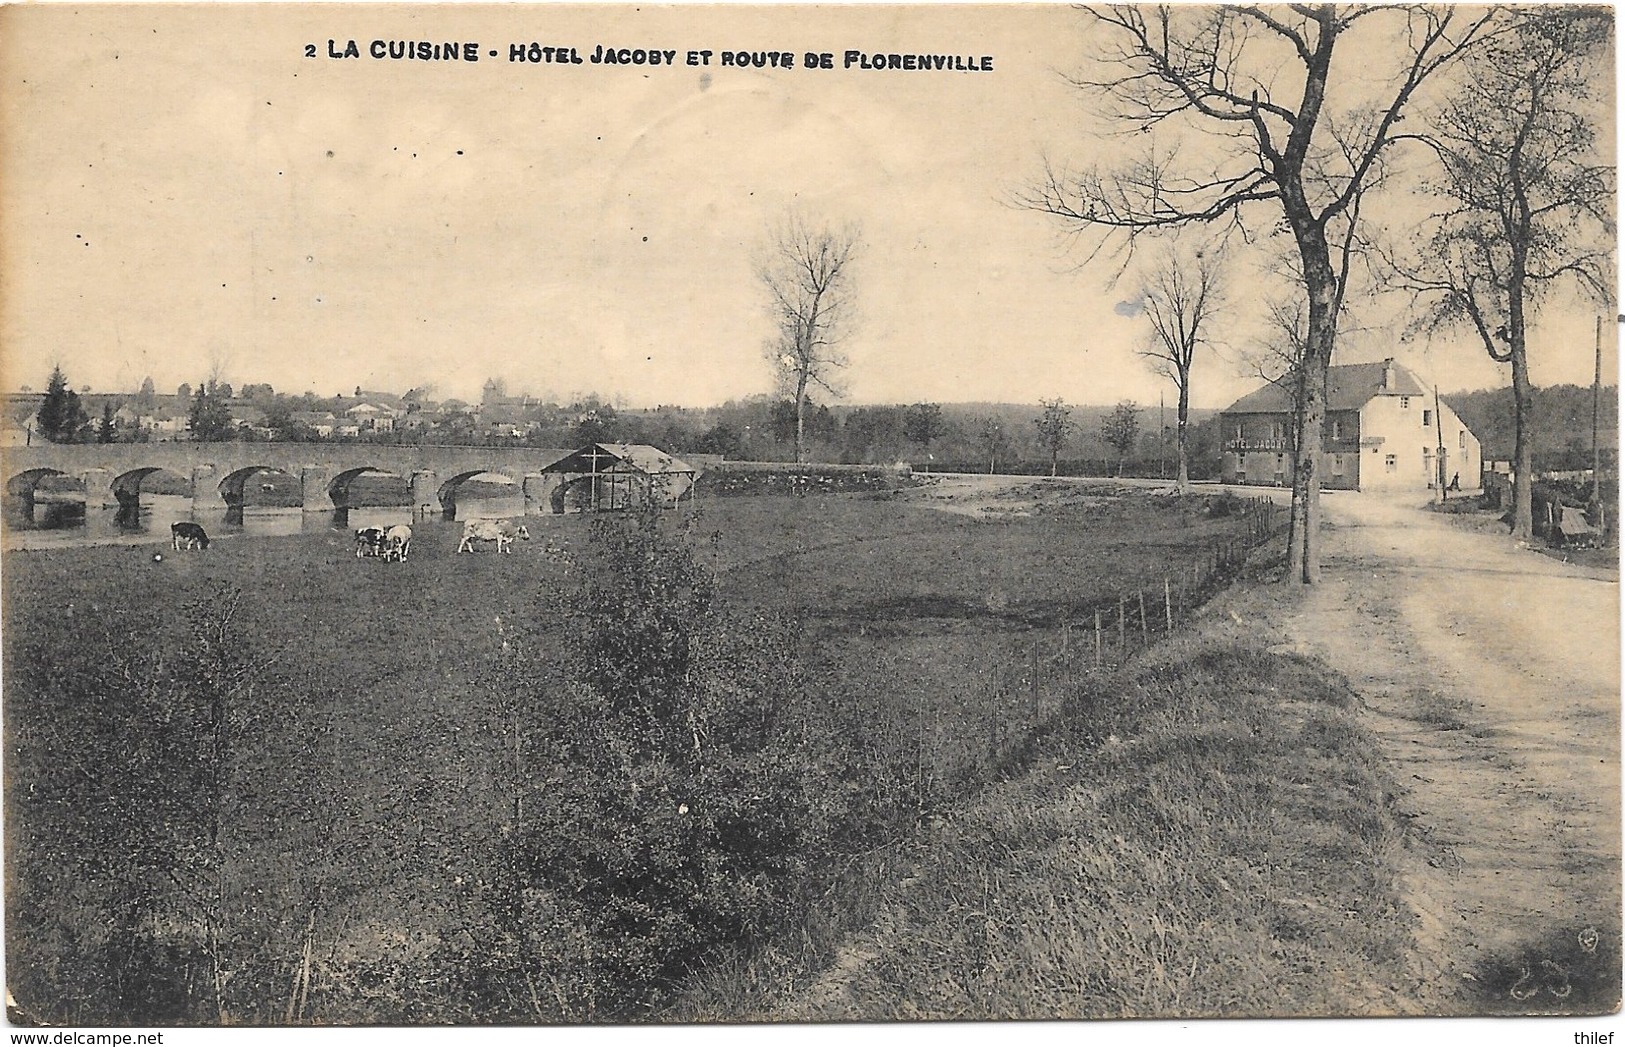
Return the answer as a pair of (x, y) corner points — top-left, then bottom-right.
(6, 488), (1281, 1024)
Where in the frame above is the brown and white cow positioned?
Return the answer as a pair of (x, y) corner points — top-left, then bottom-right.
(457, 519), (530, 554)
(355, 526), (387, 558)
(171, 522), (210, 550)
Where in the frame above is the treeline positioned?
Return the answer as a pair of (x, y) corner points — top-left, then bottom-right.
(602, 398), (1225, 477)
(28, 366), (1226, 477)
(1444, 384), (1618, 471)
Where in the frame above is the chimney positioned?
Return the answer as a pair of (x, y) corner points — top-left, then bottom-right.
(1381, 358), (1396, 391)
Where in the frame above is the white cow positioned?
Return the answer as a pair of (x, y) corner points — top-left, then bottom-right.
(458, 519), (530, 554)
(382, 524), (413, 562)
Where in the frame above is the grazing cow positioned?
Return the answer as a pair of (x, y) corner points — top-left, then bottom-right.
(458, 519), (530, 554)
(355, 526), (387, 558)
(382, 524), (413, 562)
(171, 522), (210, 551)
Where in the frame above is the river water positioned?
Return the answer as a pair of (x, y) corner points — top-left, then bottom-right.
(2, 493), (527, 552)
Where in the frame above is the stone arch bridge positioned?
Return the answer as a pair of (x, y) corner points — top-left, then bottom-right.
(3, 443), (580, 515)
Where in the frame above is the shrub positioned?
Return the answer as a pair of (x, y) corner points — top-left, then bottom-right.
(468, 507), (839, 1019)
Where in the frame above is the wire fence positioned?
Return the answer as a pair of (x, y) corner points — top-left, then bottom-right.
(902, 496), (1285, 809)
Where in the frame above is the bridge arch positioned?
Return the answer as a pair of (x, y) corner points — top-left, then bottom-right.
(7, 468), (68, 501)
(110, 467), (192, 508)
(327, 467), (407, 511)
(437, 469), (519, 516)
(219, 465), (297, 508)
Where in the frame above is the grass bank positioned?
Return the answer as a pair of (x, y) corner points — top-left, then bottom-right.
(670, 578), (1417, 1020)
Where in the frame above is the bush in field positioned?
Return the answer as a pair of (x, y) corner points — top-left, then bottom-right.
(470, 507), (839, 1019)
(8, 588), (276, 1025)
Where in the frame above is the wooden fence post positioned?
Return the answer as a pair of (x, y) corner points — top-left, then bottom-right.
(1094, 609), (1101, 669)
(1164, 577), (1173, 632)
(1118, 595), (1126, 652)
(1138, 589), (1148, 643)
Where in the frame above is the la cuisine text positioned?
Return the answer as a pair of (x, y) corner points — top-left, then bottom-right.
(310, 39), (994, 72)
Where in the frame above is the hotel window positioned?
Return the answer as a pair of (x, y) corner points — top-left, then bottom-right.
(1329, 419), (1343, 440)
(1331, 454), (1344, 476)
(1422, 409), (1432, 426)
(1401, 396), (1411, 409)
(1385, 454), (1398, 473)
(1459, 430), (1466, 449)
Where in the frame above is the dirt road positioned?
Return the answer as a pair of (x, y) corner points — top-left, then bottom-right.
(1265, 490), (1620, 1013)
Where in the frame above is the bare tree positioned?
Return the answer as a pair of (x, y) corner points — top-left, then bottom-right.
(1101, 400), (1141, 477)
(757, 212), (862, 464)
(1022, 5), (1498, 583)
(1385, 9), (1614, 541)
(1138, 240), (1224, 491)
(1033, 399), (1073, 476)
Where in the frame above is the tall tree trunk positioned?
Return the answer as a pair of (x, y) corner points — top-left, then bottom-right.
(1503, 254), (1535, 541)
(1176, 377), (1191, 493)
(1284, 363), (1306, 575)
(1510, 345), (1534, 541)
(1285, 249), (1337, 585)
(1291, 351), (1331, 585)
(794, 374), (809, 466)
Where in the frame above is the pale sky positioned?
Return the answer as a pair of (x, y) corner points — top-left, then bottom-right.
(1, 3), (1616, 409)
